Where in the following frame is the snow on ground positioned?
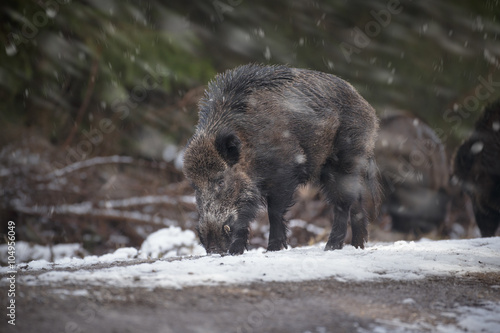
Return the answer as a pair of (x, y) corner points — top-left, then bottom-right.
(1, 229), (499, 333)
(138, 226), (205, 259)
(359, 300), (500, 333)
(1, 228), (499, 289)
(437, 301), (500, 333)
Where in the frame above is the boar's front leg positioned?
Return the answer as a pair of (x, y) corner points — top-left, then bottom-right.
(474, 207), (500, 237)
(266, 188), (295, 251)
(228, 227), (250, 255)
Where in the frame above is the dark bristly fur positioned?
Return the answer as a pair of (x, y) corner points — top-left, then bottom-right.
(183, 64), (380, 255)
(452, 100), (500, 237)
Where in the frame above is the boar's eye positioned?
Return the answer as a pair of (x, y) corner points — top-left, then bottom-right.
(218, 179), (225, 188)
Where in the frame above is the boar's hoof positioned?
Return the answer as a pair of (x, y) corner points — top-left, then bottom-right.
(351, 240), (365, 249)
(228, 241), (246, 255)
(324, 241), (343, 251)
(267, 239), (288, 252)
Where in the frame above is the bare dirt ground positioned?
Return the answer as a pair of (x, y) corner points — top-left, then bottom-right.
(4, 269), (500, 333)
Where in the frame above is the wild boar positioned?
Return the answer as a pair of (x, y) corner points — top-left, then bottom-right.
(452, 100), (500, 237)
(374, 114), (449, 235)
(183, 64), (379, 255)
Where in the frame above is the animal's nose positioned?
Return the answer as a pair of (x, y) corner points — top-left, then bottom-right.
(206, 246), (226, 256)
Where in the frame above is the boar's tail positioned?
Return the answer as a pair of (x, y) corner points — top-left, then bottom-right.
(364, 156), (382, 222)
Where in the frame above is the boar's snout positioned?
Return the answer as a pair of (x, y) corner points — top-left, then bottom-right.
(197, 217), (234, 255)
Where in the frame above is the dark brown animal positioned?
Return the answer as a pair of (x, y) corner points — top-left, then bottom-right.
(183, 64), (379, 255)
(452, 100), (500, 237)
(375, 114), (449, 235)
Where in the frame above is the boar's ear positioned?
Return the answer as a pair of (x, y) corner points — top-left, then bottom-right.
(215, 130), (241, 166)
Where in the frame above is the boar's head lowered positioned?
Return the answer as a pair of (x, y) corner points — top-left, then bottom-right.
(183, 129), (260, 255)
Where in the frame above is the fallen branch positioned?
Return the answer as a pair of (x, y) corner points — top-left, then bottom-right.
(98, 194), (195, 209)
(11, 198), (178, 226)
(43, 155), (134, 179)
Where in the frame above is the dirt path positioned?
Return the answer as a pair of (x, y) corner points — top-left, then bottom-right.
(4, 272), (500, 333)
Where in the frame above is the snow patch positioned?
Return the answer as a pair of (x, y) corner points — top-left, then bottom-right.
(22, 247), (139, 271)
(52, 289), (90, 297)
(493, 121), (500, 132)
(361, 301), (500, 333)
(401, 298), (416, 305)
(162, 143), (178, 162)
(0, 241), (84, 265)
(470, 141), (484, 154)
(3, 238), (499, 290)
(0, 227), (204, 272)
(288, 219), (325, 236)
(436, 301), (500, 333)
(138, 227), (205, 259)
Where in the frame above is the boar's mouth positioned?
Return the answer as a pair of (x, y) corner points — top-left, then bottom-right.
(198, 217), (234, 255)
(205, 238), (229, 255)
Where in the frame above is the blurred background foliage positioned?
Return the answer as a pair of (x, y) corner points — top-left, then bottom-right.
(0, 0), (499, 253)
(1, 0), (499, 155)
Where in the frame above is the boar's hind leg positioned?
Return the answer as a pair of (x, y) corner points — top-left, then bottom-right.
(266, 189), (295, 251)
(349, 197), (368, 249)
(321, 156), (366, 250)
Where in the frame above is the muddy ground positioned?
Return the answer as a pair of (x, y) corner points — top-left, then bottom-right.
(4, 269), (500, 333)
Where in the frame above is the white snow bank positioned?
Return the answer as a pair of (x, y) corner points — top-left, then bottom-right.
(138, 226), (205, 259)
(13, 247), (140, 271)
(3, 237), (499, 290)
(437, 301), (500, 333)
(0, 241), (84, 265)
(0, 227), (204, 271)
